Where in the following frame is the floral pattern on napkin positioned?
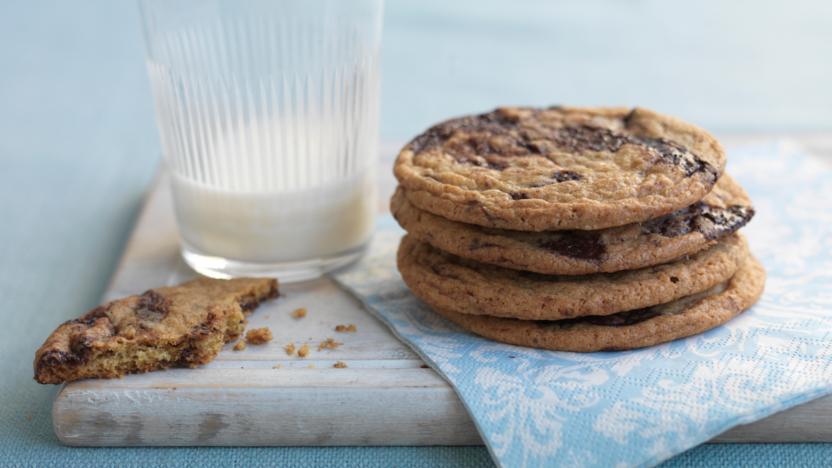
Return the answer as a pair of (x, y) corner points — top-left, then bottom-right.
(334, 142), (832, 468)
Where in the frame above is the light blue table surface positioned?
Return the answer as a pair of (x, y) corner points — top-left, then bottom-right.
(1, 1), (830, 466)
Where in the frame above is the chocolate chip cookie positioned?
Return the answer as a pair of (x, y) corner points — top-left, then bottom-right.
(392, 174), (753, 275)
(34, 277), (278, 384)
(397, 233), (747, 321)
(428, 254), (765, 352)
(394, 106), (725, 231)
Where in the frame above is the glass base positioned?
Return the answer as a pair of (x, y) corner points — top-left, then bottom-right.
(181, 241), (369, 283)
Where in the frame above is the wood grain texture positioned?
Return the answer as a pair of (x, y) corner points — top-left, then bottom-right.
(53, 138), (832, 446)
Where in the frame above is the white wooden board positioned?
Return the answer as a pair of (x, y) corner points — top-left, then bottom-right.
(53, 138), (832, 446)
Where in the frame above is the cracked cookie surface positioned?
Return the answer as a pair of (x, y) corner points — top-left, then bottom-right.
(397, 233), (747, 321)
(394, 106), (725, 231)
(34, 277), (278, 384)
(392, 174), (753, 275)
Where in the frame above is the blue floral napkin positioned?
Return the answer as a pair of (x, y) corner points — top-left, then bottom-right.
(334, 142), (832, 468)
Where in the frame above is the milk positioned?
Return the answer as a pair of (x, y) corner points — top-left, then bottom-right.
(143, 14), (381, 278)
(167, 117), (377, 264)
(171, 169), (375, 263)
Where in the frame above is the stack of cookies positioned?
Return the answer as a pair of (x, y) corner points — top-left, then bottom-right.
(391, 106), (765, 352)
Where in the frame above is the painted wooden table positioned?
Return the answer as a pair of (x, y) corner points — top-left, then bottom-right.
(52, 136), (832, 446)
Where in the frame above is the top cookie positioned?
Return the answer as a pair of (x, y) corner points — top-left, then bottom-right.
(395, 106), (725, 231)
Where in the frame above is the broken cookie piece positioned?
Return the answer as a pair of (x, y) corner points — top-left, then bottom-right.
(34, 277), (278, 384)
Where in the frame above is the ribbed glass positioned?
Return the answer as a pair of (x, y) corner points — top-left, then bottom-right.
(139, 0), (382, 281)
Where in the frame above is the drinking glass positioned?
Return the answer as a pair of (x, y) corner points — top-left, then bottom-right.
(139, 0), (382, 282)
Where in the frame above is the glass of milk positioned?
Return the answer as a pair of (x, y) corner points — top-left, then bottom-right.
(139, 0), (382, 282)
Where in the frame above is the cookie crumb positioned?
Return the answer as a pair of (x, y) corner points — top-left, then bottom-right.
(284, 343), (296, 356)
(272, 364), (282, 369)
(291, 307), (307, 319)
(306, 364), (315, 368)
(297, 343), (310, 358)
(245, 327), (272, 345)
(233, 340), (247, 351)
(318, 337), (342, 351)
(333, 361), (348, 369)
(334, 324), (357, 333)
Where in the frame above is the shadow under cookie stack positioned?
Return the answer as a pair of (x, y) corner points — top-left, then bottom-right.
(391, 106), (765, 352)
